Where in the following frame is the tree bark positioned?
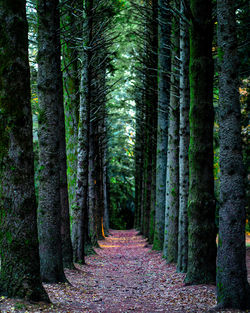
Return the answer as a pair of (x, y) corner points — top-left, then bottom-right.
(0, 0), (48, 301)
(185, 0), (217, 285)
(177, 0), (189, 273)
(165, 6), (180, 263)
(37, 0), (66, 283)
(216, 0), (250, 309)
(153, 0), (171, 251)
(75, 37), (89, 263)
(62, 0), (81, 229)
(58, 7), (74, 268)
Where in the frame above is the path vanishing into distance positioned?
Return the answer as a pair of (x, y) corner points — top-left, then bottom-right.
(1, 230), (250, 312)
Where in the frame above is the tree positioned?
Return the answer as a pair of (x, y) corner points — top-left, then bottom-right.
(185, 0), (217, 284)
(164, 3), (180, 262)
(59, 10), (74, 269)
(62, 0), (81, 252)
(37, 0), (66, 282)
(216, 0), (250, 309)
(74, 0), (91, 262)
(0, 0), (48, 301)
(142, 0), (158, 240)
(154, 0), (171, 251)
(177, 0), (190, 273)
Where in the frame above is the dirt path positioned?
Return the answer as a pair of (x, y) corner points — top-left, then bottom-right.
(1, 230), (249, 312)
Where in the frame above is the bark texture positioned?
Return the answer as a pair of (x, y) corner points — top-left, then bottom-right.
(165, 7), (180, 263)
(62, 0), (81, 231)
(177, 0), (189, 273)
(73, 0), (91, 263)
(75, 49), (89, 263)
(140, 0), (158, 240)
(185, 0), (217, 284)
(154, 0), (171, 251)
(58, 10), (74, 269)
(0, 0), (48, 301)
(216, 0), (250, 309)
(37, 0), (66, 283)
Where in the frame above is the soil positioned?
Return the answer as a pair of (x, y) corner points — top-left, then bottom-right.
(0, 230), (249, 313)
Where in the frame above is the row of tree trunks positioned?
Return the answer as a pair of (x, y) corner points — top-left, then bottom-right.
(135, 2), (249, 310)
(135, 0), (158, 242)
(72, 0), (110, 257)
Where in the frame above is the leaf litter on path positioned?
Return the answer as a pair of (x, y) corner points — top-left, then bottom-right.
(1, 229), (249, 313)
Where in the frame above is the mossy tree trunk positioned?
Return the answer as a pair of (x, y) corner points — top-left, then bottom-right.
(148, 0), (158, 243)
(164, 5), (180, 263)
(216, 0), (250, 309)
(185, 0), (217, 285)
(58, 3), (74, 269)
(62, 0), (81, 235)
(73, 0), (92, 263)
(0, 0), (48, 301)
(103, 118), (109, 235)
(134, 101), (144, 230)
(153, 0), (171, 251)
(177, 0), (189, 273)
(37, 0), (66, 283)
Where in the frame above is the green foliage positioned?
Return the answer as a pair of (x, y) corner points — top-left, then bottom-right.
(106, 1), (138, 229)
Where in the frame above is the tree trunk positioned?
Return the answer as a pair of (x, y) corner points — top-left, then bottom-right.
(103, 139), (109, 235)
(62, 0), (81, 228)
(165, 6), (180, 263)
(88, 119), (98, 246)
(58, 14), (74, 267)
(75, 36), (89, 263)
(177, 0), (189, 273)
(216, 0), (250, 309)
(185, 0), (217, 285)
(134, 101), (144, 230)
(37, 0), (66, 283)
(0, 0), (48, 301)
(154, 0), (171, 251)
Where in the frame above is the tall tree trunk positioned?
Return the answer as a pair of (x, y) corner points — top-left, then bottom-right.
(185, 0), (217, 285)
(59, 74), (74, 269)
(0, 0), (48, 301)
(143, 101), (153, 238)
(148, 0), (158, 242)
(216, 0), (250, 309)
(62, 0), (81, 228)
(37, 0), (66, 283)
(154, 0), (171, 251)
(165, 6), (180, 263)
(58, 15), (74, 268)
(75, 32), (90, 263)
(103, 137), (109, 235)
(134, 101), (144, 230)
(88, 119), (98, 245)
(177, 0), (189, 273)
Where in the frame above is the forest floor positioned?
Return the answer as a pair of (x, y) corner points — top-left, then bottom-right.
(1, 230), (250, 313)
